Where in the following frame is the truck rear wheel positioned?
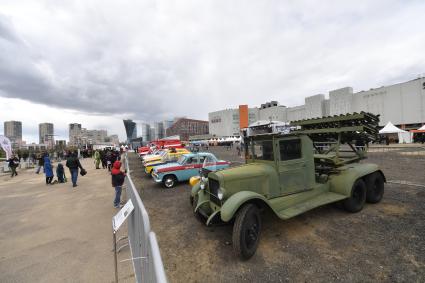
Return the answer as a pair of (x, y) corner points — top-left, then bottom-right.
(365, 172), (384, 203)
(343, 179), (366, 213)
(232, 203), (262, 260)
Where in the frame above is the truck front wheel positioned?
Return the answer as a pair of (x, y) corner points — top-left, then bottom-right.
(232, 203), (262, 260)
(343, 179), (366, 213)
(365, 172), (384, 203)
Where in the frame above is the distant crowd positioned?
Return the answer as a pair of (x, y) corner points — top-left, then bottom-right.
(7, 147), (127, 209)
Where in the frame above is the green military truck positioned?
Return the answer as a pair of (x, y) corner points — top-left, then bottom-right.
(191, 112), (385, 259)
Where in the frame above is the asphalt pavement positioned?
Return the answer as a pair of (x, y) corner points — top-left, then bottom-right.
(0, 158), (134, 283)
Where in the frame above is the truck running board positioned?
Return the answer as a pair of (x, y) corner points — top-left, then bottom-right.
(277, 192), (347, 220)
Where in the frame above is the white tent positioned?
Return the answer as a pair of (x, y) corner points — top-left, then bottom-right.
(418, 125), (425, 131)
(379, 122), (406, 134)
(379, 122), (411, 143)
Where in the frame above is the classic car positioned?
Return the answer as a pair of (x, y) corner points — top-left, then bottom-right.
(143, 148), (190, 166)
(144, 149), (192, 175)
(152, 152), (230, 188)
(141, 149), (166, 162)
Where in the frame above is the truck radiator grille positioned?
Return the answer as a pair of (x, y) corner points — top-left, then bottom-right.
(208, 179), (221, 206)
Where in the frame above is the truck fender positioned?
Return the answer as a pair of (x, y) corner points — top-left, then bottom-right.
(329, 163), (380, 197)
(191, 181), (201, 197)
(221, 191), (269, 222)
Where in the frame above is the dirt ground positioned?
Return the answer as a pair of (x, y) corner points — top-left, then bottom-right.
(128, 146), (425, 283)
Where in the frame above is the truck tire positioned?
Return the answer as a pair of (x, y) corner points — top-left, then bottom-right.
(163, 175), (177, 188)
(365, 172), (384, 203)
(343, 179), (366, 213)
(232, 203), (262, 260)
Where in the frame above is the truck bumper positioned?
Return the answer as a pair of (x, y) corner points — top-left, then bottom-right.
(194, 189), (222, 226)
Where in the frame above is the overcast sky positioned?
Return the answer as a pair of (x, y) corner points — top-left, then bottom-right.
(1, 0), (424, 142)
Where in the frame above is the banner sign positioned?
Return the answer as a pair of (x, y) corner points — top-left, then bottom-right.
(0, 135), (13, 160)
(112, 199), (134, 233)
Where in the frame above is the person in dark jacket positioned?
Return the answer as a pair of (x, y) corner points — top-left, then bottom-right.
(66, 152), (83, 187)
(111, 160), (126, 208)
(35, 153), (44, 174)
(56, 163), (66, 183)
(7, 155), (19, 177)
(44, 154), (54, 184)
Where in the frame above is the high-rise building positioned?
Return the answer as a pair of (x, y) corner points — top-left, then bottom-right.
(69, 123), (82, 146)
(39, 123), (54, 147)
(4, 121), (22, 146)
(154, 121), (164, 139)
(149, 127), (156, 141)
(138, 123), (151, 143)
(123, 119), (137, 142)
(163, 120), (174, 131)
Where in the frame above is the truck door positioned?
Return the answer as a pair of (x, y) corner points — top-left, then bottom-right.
(278, 138), (307, 195)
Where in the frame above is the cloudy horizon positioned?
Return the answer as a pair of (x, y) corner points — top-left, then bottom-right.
(1, 0), (424, 142)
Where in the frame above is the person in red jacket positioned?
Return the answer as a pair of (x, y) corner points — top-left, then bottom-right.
(111, 160), (126, 208)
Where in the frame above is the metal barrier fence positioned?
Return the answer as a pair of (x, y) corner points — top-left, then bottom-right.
(124, 153), (167, 283)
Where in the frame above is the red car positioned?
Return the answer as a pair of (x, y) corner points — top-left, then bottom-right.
(138, 139), (184, 156)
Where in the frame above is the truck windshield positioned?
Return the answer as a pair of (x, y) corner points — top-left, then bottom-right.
(250, 140), (274, 161)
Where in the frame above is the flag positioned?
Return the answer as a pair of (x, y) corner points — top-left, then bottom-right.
(0, 135), (13, 160)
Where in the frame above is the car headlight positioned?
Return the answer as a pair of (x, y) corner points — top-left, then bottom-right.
(217, 188), (224, 200)
(200, 183), (205, 190)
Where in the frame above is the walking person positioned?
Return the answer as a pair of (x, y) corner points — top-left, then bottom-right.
(7, 155), (19, 177)
(44, 154), (54, 185)
(111, 160), (126, 208)
(66, 152), (84, 187)
(35, 153), (44, 174)
(56, 163), (66, 183)
(93, 150), (101, 169)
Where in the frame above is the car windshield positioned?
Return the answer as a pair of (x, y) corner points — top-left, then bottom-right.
(249, 139), (274, 161)
(177, 156), (186, 164)
(159, 151), (167, 156)
(202, 155), (218, 170)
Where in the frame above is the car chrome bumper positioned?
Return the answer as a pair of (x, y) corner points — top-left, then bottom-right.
(152, 173), (162, 183)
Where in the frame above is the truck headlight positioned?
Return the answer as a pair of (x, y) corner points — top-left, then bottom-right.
(200, 183), (205, 190)
(217, 188), (224, 200)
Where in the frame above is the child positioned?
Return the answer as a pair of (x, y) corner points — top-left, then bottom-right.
(111, 160), (126, 208)
(56, 163), (66, 183)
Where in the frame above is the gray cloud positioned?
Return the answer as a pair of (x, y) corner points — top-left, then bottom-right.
(0, 0), (425, 124)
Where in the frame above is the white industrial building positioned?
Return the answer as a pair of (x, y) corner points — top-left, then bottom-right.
(209, 108), (259, 137)
(209, 76), (425, 137)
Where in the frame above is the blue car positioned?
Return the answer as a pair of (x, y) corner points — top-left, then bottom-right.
(152, 152), (230, 188)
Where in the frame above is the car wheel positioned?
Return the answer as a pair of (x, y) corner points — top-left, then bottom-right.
(232, 203), (262, 260)
(150, 169), (154, 178)
(343, 179), (367, 213)
(163, 175), (176, 188)
(365, 172), (384, 203)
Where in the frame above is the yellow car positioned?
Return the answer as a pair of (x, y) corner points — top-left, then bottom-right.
(142, 150), (168, 166)
(144, 148), (190, 175)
